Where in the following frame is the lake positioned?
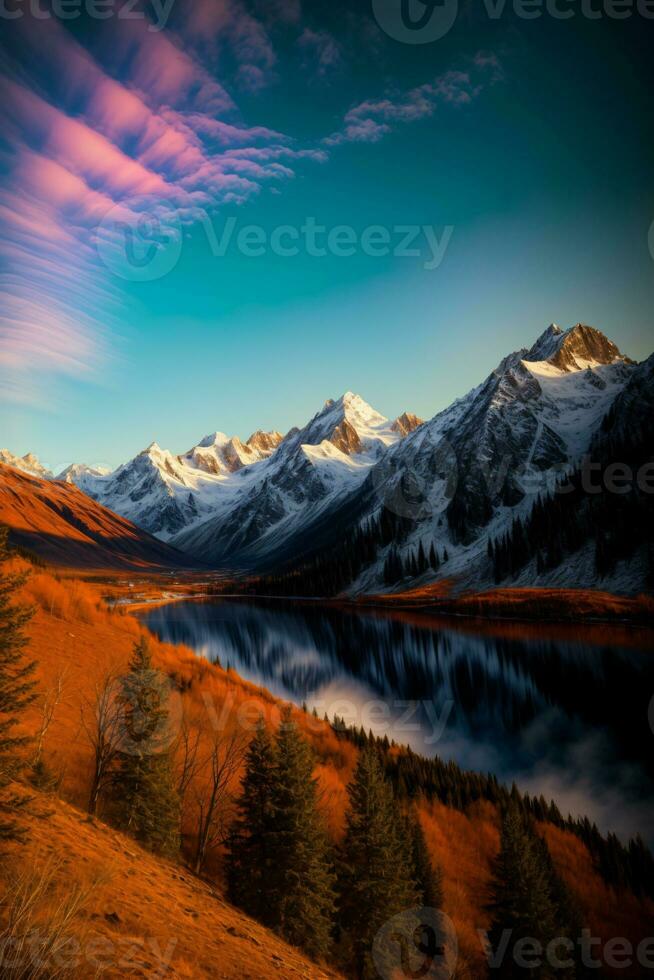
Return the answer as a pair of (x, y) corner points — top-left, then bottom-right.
(140, 598), (654, 846)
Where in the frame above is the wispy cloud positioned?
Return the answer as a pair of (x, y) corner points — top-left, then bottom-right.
(0, 8), (322, 404)
(324, 55), (502, 147)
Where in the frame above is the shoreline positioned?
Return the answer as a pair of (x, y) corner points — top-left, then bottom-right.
(112, 583), (654, 638)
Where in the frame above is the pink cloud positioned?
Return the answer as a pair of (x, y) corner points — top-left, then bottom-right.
(0, 8), (325, 404)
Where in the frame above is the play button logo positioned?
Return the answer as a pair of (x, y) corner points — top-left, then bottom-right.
(373, 0), (459, 43)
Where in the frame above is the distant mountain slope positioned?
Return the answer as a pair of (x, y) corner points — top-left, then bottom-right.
(171, 392), (412, 568)
(488, 352), (654, 590)
(245, 324), (651, 596)
(54, 393), (417, 559)
(0, 463), (198, 569)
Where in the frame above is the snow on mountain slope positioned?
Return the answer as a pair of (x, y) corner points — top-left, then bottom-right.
(68, 442), (230, 539)
(185, 429), (285, 475)
(171, 393), (413, 567)
(62, 396), (415, 552)
(57, 463), (111, 492)
(0, 449), (52, 479)
(346, 323), (638, 592)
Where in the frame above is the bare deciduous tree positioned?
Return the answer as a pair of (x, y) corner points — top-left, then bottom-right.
(80, 670), (123, 816)
(31, 669), (68, 769)
(192, 730), (247, 875)
(175, 714), (203, 807)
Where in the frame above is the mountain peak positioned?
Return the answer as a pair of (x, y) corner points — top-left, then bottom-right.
(197, 432), (230, 449)
(392, 412), (424, 437)
(525, 323), (630, 373)
(0, 449), (52, 479)
(246, 430), (284, 455)
(526, 323), (564, 361)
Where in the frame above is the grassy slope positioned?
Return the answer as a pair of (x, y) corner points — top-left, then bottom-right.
(8, 560), (654, 978)
(6, 795), (339, 979)
(0, 464), (196, 570)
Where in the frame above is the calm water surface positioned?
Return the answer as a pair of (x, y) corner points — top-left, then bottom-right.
(141, 598), (654, 845)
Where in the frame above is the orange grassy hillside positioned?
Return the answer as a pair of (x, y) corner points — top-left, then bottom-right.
(0, 464), (196, 570)
(11, 560), (654, 978)
(3, 794), (340, 980)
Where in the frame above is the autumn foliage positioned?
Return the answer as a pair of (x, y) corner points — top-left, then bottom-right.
(4, 557), (653, 977)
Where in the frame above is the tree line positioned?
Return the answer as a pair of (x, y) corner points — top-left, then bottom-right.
(246, 506), (452, 597)
(332, 718), (654, 903)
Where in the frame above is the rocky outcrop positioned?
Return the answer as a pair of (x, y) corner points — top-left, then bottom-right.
(391, 412), (424, 437)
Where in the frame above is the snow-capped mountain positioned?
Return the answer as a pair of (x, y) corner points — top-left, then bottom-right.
(0, 450), (52, 480)
(57, 463), (111, 491)
(336, 322), (640, 591)
(57, 428), (288, 539)
(184, 430), (283, 476)
(171, 393), (415, 566)
(60, 398), (415, 546)
(201, 322), (641, 592)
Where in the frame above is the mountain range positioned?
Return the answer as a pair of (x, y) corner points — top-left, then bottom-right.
(3, 323), (651, 593)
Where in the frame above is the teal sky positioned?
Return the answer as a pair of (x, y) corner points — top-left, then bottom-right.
(2, 1), (652, 471)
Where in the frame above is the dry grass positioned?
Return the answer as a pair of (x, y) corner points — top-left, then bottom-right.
(0, 798), (340, 979)
(0, 855), (107, 979)
(365, 582), (654, 623)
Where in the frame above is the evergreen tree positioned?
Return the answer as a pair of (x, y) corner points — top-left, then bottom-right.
(337, 747), (418, 979)
(486, 805), (560, 978)
(227, 717), (278, 926)
(268, 709), (335, 959)
(407, 808), (443, 909)
(534, 835), (587, 978)
(111, 638), (180, 856)
(0, 528), (36, 844)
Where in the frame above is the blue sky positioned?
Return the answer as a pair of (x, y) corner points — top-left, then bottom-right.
(1, 0), (652, 471)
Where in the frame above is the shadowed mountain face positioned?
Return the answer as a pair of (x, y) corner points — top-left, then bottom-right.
(141, 597), (654, 846)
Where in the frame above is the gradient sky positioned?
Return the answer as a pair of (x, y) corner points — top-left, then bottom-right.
(1, 0), (653, 471)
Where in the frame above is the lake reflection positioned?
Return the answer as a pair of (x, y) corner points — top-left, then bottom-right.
(141, 598), (654, 845)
